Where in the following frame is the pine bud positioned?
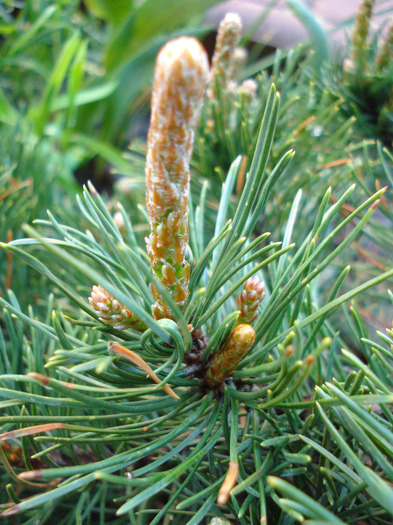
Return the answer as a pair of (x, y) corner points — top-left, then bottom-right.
(88, 285), (146, 332)
(237, 276), (265, 325)
(350, 0), (375, 70)
(209, 13), (242, 98)
(145, 37), (209, 320)
(206, 324), (256, 386)
(231, 47), (248, 82)
(376, 23), (393, 71)
(238, 78), (257, 100)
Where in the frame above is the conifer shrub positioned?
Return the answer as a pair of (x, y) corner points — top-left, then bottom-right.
(1, 11), (393, 525)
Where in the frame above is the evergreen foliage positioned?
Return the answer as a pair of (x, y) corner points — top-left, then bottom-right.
(0, 2), (393, 524)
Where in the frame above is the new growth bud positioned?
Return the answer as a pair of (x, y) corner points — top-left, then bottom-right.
(89, 285), (146, 332)
(376, 24), (393, 71)
(209, 13), (242, 98)
(350, 0), (375, 71)
(237, 276), (265, 325)
(238, 79), (258, 102)
(206, 324), (256, 386)
(145, 37), (209, 319)
(231, 47), (248, 81)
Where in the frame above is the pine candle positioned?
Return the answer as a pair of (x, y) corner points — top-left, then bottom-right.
(209, 13), (242, 99)
(145, 37), (209, 319)
(206, 324), (256, 386)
